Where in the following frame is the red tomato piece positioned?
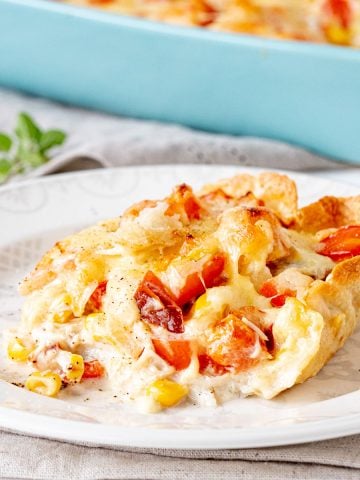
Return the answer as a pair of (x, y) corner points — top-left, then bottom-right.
(89, 0), (113, 4)
(198, 354), (228, 376)
(318, 225), (360, 261)
(270, 289), (295, 308)
(87, 281), (107, 312)
(196, 0), (218, 27)
(134, 271), (184, 333)
(83, 360), (105, 379)
(166, 184), (202, 220)
(184, 196), (202, 220)
(259, 281), (278, 299)
(259, 281), (295, 308)
(207, 310), (265, 371)
(323, 0), (352, 28)
(152, 338), (192, 371)
(176, 253), (225, 307)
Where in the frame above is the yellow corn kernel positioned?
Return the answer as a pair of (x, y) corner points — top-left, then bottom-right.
(53, 311), (73, 324)
(324, 25), (351, 45)
(52, 293), (73, 324)
(186, 249), (205, 262)
(7, 337), (33, 362)
(146, 379), (188, 408)
(193, 293), (209, 312)
(25, 371), (62, 397)
(66, 354), (84, 382)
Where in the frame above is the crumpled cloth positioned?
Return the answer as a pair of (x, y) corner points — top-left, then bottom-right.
(0, 87), (359, 480)
(1, 431), (360, 480)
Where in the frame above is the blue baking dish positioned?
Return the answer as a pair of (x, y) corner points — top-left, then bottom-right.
(0, 0), (360, 164)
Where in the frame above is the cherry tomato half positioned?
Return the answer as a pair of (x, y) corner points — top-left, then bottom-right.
(152, 338), (192, 371)
(83, 359), (105, 379)
(134, 271), (184, 333)
(176, 253), (225, 307)
(318, 225), (360, 261)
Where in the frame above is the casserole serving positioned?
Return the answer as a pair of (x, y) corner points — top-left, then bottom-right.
(6, 171), (360, 412)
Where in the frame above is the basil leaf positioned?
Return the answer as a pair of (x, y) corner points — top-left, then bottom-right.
(15, 113), (42, 143)
(0, 112), (67, 184)
(0, 158), (11, 174)
(20, 151), (47, 167)
(0, 158), (12, 182)
(39, 129), (66, 152)
(0, 133), (12, 152)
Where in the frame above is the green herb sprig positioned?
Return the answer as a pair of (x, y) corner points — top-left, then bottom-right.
(0, 112), (67, 183)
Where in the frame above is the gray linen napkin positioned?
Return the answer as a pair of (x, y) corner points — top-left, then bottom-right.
(0, 87), (359, 480)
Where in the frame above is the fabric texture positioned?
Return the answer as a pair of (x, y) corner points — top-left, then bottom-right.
(0, 87), (359, 480)
(1, 430), (360, 480)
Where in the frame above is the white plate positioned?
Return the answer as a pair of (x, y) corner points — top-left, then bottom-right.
(1, 165), (360, 450)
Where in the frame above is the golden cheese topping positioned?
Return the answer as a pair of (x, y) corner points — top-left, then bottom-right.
(7, 172), (360, 412)
(65, 0), (360, 47)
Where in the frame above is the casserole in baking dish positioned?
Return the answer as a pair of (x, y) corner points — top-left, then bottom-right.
(0, 0), (360, 164)
(67, 0), (360, 47)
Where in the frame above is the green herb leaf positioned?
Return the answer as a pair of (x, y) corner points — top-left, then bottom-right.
(20, 151), (48, 167)
(0, 133), (12, 152)
(0, 112), (67, 185)
(15, 112), (42, 143)
(39, 129), (66, 153)
(0, 158), (11, 174)
(0, 158), (12, 182)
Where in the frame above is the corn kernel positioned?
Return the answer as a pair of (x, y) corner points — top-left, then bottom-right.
(324, 25), (351, 45)
(193, 293), (209, 312)
(146, 379), (188, 408)
(7, 337), (33, 362)
(25, 371), (62, 397)
(51, 294), (73, 324)
(53, 311), (73, 324)
(186, 249), (205, 261)
(66, 354), (84, 382)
